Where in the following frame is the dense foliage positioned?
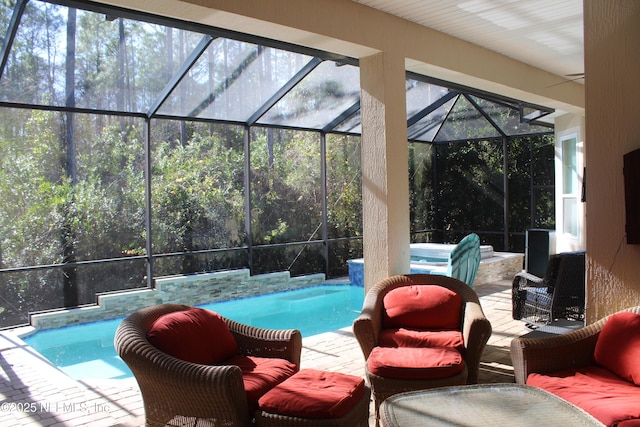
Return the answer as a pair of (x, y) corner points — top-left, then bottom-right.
(409, 135), (555, 250)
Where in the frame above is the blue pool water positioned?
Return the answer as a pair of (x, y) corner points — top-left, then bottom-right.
(23, 284), (364, 381)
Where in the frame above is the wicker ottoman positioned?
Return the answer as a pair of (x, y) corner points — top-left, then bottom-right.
(255, 369), (371, 427)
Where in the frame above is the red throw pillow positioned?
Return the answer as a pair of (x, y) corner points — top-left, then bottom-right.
(258, 369), (365, 419)
(147, 307), (238, 364)
(594, 311), (640, 385)
(382, 284), (462, 329)
(367, 346), (464, 379)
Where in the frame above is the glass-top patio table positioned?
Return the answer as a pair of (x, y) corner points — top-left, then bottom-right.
(379, 384), (604, 427)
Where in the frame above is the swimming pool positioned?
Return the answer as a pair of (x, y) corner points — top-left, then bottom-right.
(23, 284), (364, 381)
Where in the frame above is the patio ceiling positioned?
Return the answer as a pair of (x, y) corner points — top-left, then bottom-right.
(0, 0), (554, 143)
(352, 0), (584, 82)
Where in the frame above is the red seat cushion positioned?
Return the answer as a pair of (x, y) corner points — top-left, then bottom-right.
(367, 346), (464, 379)
(382, 285), (462, 329)
(147, 307), (238, 364)
(379, 328), (465, 353)
(527, 365), (640, 427)
(258, 369), (366, 419)
(594, 312), (640, 386)
(226, 355), (298, 413)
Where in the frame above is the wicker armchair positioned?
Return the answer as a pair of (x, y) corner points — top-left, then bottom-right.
(114, 303), (302, 427)
(512, 251), (586, 325)
(510, 305), (640, 384)
(352, 274), (492, 415)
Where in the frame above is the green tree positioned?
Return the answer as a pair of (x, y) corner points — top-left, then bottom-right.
(151, 121), (245, 274)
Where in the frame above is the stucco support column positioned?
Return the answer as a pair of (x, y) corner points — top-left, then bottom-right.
(359, 52), (410, 291)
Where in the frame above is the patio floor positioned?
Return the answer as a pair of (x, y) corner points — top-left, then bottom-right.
(0, 279), (530, 427)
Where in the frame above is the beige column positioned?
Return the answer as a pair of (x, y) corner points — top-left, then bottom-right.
(584, 0), (640, 321)
(359, 51), (410, 291)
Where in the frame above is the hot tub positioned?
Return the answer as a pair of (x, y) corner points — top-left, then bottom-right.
(348, 242), (495, 287)
(409, 242), (494, 261)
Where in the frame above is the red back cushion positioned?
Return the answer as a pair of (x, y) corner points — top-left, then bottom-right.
(147, 307), (238, 364)
(382, 284), (462, 329)
(594, 311), (640, 385)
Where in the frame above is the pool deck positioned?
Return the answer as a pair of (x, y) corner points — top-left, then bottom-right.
(0, 279), (532, 427)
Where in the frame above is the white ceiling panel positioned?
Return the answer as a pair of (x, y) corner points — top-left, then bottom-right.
(352, 0), (584, 80)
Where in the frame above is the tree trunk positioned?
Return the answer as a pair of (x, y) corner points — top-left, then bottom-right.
(117, 17), (126, 132)
(63, 7), (78, 307)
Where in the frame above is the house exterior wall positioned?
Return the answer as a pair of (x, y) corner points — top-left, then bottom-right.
(584, 0), (640, 322)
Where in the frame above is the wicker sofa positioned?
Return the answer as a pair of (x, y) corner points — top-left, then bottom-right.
(511, 306), (640, 427)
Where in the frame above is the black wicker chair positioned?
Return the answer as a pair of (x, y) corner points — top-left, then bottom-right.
(512, 251), (586, 325)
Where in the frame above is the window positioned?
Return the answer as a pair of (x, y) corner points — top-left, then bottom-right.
(561, 134), (580, 238)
